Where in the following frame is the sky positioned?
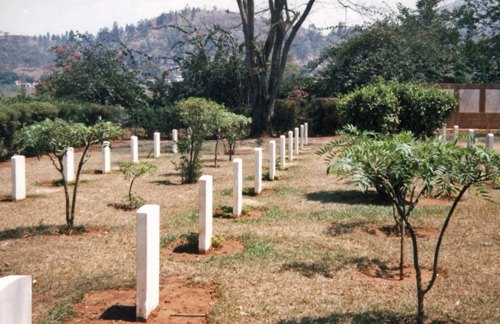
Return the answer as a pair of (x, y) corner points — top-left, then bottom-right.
(0, 0), (457, 36)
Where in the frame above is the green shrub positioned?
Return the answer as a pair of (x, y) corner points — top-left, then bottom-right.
(395, 83), (457, 138)
(337, 81), (400, 134)
(0, 101), (59, 160)
(134, 105), (183, 137)
(337, 81), (457, 138)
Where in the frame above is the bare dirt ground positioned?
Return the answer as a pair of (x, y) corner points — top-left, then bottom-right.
(0, 136), (498, 323)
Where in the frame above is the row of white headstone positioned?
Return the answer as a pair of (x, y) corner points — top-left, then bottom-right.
(441, 124), (495, 148)
(8, 129), (180, 201)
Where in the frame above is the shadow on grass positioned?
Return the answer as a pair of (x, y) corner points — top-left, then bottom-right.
(281, 261), (334, 278)
(0, 224), (86, 241)
(278, 310), (458, 324)
(99, 305), (136, 321)
(326, 220), (372, 236)
(277, 310), (436, 324)
(151, 179), (181, 186)
(306, 190), (388, 205)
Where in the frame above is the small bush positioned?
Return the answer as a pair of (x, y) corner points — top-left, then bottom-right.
(134, 105), (183, 137)
(337, 81), (457, 138)
(57, 102), (125, 125)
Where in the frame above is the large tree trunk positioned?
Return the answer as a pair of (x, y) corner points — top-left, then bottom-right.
(237, 0), (316, 137)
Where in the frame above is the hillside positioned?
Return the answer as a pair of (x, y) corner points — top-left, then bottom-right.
(0, 7), (340, 84)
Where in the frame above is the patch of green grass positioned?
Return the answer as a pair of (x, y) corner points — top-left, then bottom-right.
(43, 297), (80, 323)
(244, 175), (254, 181)
(220, 188), (232, 196)
(160, 234), (177, 248)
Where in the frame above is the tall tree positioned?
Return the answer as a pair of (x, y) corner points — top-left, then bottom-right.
(236, 0), (316, 136)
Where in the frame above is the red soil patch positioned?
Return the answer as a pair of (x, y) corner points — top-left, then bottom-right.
(68, 277), (215, 323)
(162, 239), (244, 261)
(367, 225), (438, 238)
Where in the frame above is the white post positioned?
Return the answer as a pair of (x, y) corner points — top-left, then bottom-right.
(269, 140), (276, 181)
(102, 141), (111, 174)
(0, 275), (32, 324)
(453, 125), (459, 140)
(486, 133), (494, 149)
(153, 132), (160, 158)
(280, 135), (286, 170)
(136, 204), (160, 321)
(131, 136), (139, 163)
(288, 131), (293, 162)
(294, 127), (299, 155)
(63, 147), (74, 182)
(233, 159), (243, 217)
(305, 122), (309, 145)
(172, 129), (178, 153)
(199, 175), (213, 254)
(300, 125), (305, 149)
(467, 129), (475, 147)
(254, 148), (262, 195)
(441, 124), (447, 142)
(11, 155), (26, 201)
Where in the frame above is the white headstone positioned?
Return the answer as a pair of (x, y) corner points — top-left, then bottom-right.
(300, 125), (304, 149)
(467, 129), (475, 147)
(288, 131), (293, 162)
(0, 275), (32, 324)
(102, 141), (111, 174)
(453, 125), (459, 140)
(486, 133), (494, 149)
(280, 135), (286, 170)
(153, 132), (160, 158)
(136, 204), (160, 321)
(63, 147), (74, 182)
(131, 136), (139, 163)
(441, 124), (447, 143)
(199, 175), (213, 254)
(294, 127), (299, 155)
(304, 122), (309, 145)
(11, 155), (26, 201)
(269, 140), (276, 181)
(254, 148), (262, 195)
(172, 129), (178, 153)
(233, 159), (243, 217)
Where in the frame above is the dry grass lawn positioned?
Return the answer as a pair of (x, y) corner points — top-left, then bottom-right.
(0, 136), (498, 323)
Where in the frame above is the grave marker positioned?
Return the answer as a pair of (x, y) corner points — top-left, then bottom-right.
(280, 135), (286, 170)
(63, 147), (74, 182)
(199, 175), (213, 253)
(467, 129), (475, 147)
(153, 132), (160, 158)
(486, 133), (494, 149)
(441, 124), (447, 142)
(288, 131), (293, 162)
(136, 204), (160, 321)
(131, 136), (138, 163)
(0, 275), (32, 324)
(102, 141), (111, 174)
(172, 129), (178, 153)
(11, 155), (26, 201)
(254, 148), (262, 195)
(305, 122), (309, 145)
(294, 127), (299, 155)
(233, 159), (242, 217)
(300, 125), (304, 149)
(269, 140), (276, 181)
(453, 125), (459, 140)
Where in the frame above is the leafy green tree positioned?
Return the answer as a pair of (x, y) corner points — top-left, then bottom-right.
(18, 119), (122, 231)
(36, 37), (148, 127)
(172, 25), (248, 110)
(317, 0), (465, 95)
(220, 112), (251, 161)
(118, 161), (156, 209)
(320, 128), (500, 323)
(175, 97), (223, 183)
